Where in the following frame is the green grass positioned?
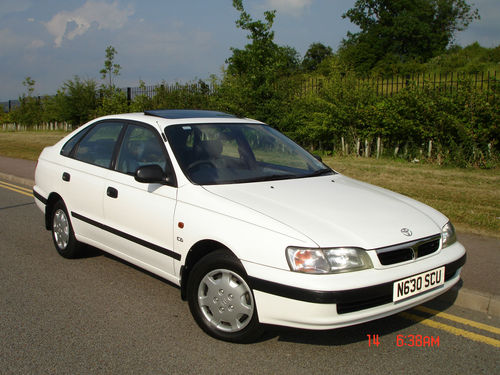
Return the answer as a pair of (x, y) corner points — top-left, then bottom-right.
(1, 131), (498, 237)
(0, 130), (68, 160)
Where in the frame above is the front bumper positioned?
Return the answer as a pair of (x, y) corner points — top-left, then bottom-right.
(244, 242), (465, 330)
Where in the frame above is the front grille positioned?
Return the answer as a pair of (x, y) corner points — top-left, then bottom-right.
(378, 248), (413, 265)
(418, 238), (440, 257)
(376, 235), (441, 266)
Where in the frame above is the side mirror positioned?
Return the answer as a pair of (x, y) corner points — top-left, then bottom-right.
(313, 154), (323, 162)
(134, 164), (166, 184)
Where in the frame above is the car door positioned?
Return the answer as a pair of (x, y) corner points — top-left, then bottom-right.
(102, 122), (178, 277)
(60, 121), (125, 246)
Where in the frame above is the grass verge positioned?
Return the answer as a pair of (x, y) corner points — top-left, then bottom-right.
(0, 131), (68, 160)
(1, 131), (498, 237)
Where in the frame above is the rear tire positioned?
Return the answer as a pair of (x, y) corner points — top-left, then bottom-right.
(51, 200), (82, 259)
(187, 249), (263, 343)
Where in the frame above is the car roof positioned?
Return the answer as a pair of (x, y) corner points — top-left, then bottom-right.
(144, 109), (237, 119)
(93, 110), (263, 127)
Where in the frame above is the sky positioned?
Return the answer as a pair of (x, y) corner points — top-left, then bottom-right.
(1, 0), (499, 102)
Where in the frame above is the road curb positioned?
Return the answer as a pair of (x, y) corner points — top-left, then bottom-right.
(436, 284), (500, 317)
(0, 172), (34, 188)
(457, 288), (500, 317)
(1, 172), (499, 318)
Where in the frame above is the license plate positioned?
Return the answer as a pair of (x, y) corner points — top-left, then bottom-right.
(393, 267), (445, 302)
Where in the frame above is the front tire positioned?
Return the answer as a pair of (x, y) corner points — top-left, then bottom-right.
(187, 249), (263, 343)
(51, 200), (82, 258)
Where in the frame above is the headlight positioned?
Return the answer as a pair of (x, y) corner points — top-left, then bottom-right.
(442, 221), (457, 248)
(286, 247), (373, 274)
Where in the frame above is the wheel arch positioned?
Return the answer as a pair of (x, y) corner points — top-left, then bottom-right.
(180, 239), (237, 300)
(44, 192), (64, 230)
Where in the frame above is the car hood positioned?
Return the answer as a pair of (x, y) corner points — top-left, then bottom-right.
(203, 174), (447, 249)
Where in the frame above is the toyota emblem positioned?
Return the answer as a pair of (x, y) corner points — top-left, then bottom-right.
(401, 228), (413, 237)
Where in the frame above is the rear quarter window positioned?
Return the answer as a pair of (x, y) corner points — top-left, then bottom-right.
(60, 129), (88, 157)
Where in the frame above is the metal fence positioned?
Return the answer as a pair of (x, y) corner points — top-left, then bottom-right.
(1, 100), (20, 112)
(122, 81), (215, 102)
(2, 71), (497, 113)
(372, 71), (498, 96)
(298, 71), (499, 96)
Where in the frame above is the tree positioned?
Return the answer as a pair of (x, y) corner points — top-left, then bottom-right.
(97, 45), (126, 115)
(23, 76), (36, 96)
(222, 0), (300, 124)
(47, 76), (99, 126)
(9, 76), (42, 126)
(100, 45), (121, 89)
(302, 43), (334, 72)
(340, 0), (480, 74)
(227, 0), (299, 81)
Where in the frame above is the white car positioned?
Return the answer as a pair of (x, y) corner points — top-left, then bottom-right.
(33, 110), (466, 342)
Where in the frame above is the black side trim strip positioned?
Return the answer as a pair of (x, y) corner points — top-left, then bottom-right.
(248, 253), (467, 305)
(248, 276), (392, 305)
(71, 211), (181, 261)
(33, 190), (47, 205)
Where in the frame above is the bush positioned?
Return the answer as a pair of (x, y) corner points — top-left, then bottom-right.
(94, 88), (128, 117)
(283, 73), (498, 166)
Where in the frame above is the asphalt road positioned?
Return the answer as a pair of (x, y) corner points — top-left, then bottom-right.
(1, 183), (499, 374)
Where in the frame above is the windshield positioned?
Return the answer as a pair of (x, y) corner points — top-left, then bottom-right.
(164, 123), (332, 185)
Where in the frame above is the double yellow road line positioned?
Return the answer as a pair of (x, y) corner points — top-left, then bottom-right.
(0, 180), (33, 198)
(402, 305), (500, 347)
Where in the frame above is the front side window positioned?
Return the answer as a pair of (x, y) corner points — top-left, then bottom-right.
(165, 123), (332, 185)
(73, 122), (124, 168)
(116, 124), (168, 175)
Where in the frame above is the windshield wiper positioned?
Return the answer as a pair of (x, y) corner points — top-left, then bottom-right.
(232, 173), (299, 184)
(305, 168), (334, 177)
(226, 169), (333, 184)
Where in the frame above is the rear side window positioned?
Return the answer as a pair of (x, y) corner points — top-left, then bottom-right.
(73, 122), (124, 168)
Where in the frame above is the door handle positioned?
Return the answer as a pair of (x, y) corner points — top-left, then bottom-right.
(62, 172), (70, 182)
(106, 187), (118, 199)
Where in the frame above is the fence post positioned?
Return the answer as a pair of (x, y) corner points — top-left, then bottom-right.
(394, 144), (399, 157)
(127, 87), (131, 107)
